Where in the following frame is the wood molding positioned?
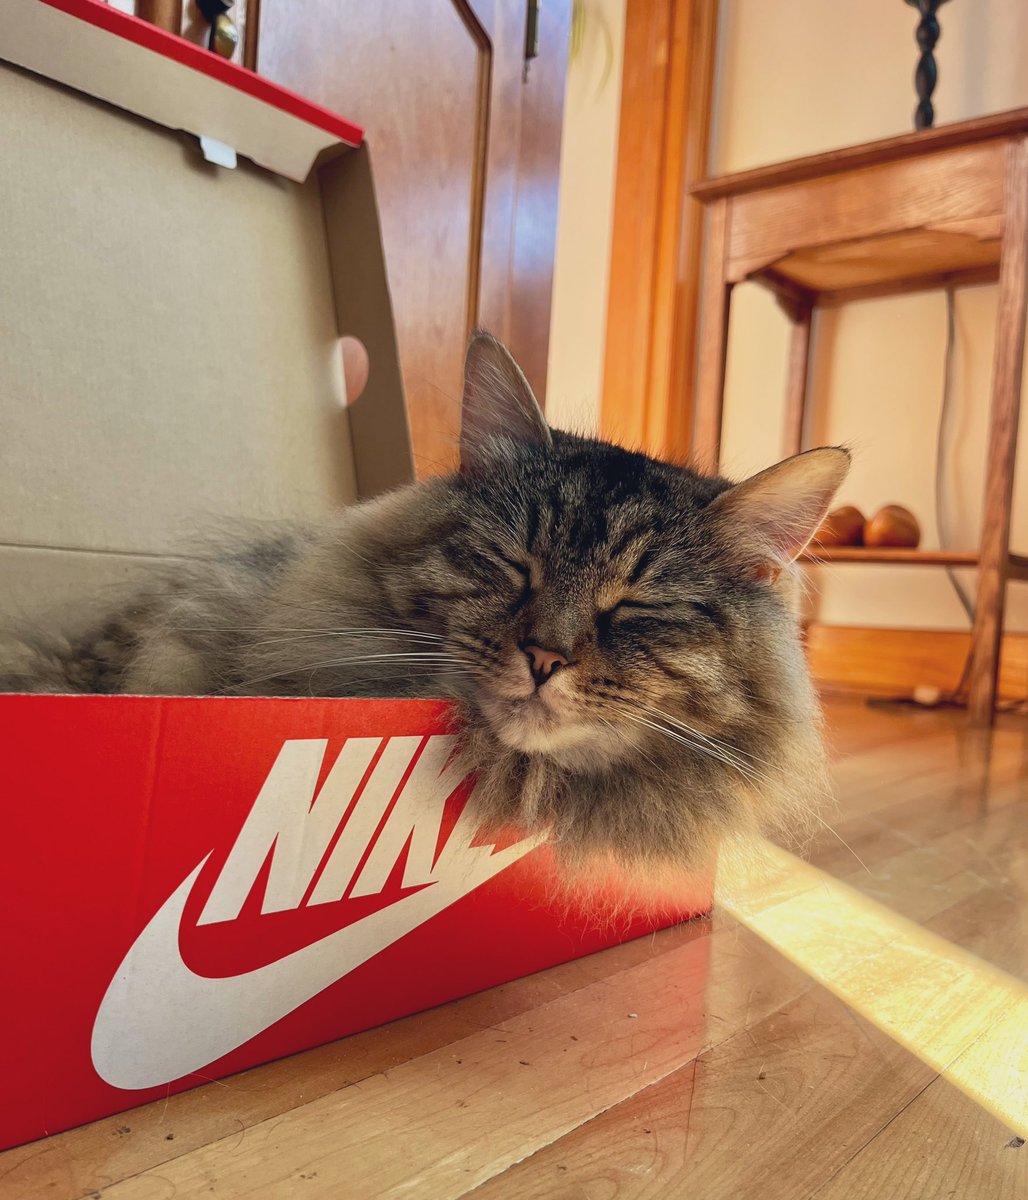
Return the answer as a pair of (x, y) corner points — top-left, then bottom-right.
(601, 0), (718, 462)
(135, 0), (182, 30)
(806, 623), (1028, 703)
(690, 104), (1028, 201)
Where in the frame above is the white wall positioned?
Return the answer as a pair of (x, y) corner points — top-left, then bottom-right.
(713, 0), (1028, 631)
(546, 0), (626, 436)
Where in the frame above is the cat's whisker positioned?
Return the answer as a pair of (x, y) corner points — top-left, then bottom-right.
(303, 654), (447, 666)
(592, 714), (678, 785)
(181, 626), (444, 639)
(658, 726), (764, 781)
(232, 651), (467, 691)
(616, 706), (853, 864)
(639, 705), (750, 756)
(632, 707), (752, 763)
(616, 711), (727, 760)
(244, 631), (446, 651)
(619, 712), (766, 783)
(640, 704), (797, 782)
(646, 708), (835, 802)
(800, 809), (870, 873)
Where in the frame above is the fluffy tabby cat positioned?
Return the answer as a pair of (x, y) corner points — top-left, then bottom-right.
(0, 333), (849, 873)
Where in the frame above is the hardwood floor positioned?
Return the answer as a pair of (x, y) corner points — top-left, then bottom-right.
(2, 698), (1026, 1199)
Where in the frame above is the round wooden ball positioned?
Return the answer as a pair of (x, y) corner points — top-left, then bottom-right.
(814, 505), (866, 547)
(864, 505), (921, 548)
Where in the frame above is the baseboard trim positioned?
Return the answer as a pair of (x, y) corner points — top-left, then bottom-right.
(804, 623), (1028, 702)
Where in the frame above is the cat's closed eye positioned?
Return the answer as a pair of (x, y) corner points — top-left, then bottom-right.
(604, 596), (711, 618)
(488, 546), (531, 581)
(488, 550), (533, 616)
(609, 598), (673, 613)
(599, 597), (724, 638)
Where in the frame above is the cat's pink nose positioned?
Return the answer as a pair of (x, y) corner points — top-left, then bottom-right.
(522, 643), (569, 687)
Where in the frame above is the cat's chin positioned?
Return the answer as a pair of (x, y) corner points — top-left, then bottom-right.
(482, 696), (628, 770)
(498, 719), (596, 754)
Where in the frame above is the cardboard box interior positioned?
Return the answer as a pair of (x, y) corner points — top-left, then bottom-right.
(0, 36), (409, 630)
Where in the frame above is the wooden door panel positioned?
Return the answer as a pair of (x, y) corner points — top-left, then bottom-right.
(508, 0), (571, 401)
(258, 0), (488, 477)
(130, 0), (571, 476)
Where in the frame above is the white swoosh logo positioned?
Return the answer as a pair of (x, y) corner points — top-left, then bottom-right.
(92, 831), (541, 1090)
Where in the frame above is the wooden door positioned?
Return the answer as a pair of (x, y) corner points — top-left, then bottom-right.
(602, 0), (719, 465)
(146, 1), (571, 477)
(256, 1), (570, 476)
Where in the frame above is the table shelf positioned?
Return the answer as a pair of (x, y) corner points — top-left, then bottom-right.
(800, 547), (1028, 580)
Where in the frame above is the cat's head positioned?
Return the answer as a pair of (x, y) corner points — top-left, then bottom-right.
(436, 333), (847, 799)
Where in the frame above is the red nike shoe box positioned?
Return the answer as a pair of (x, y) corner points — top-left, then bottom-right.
(0, 695), (710, 1151)
(0, 0), (713, 1153)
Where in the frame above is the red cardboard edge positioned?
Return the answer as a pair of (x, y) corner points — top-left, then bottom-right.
(39, 0), (364, 148)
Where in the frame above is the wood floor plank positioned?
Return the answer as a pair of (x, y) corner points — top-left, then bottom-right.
(925, 799), (1028, 895)
(814, 1073), (1028, 1200)
(0, 921), (711, 1200)
(90, 921), (811, 1200)
(821, 698), (943, 757)
(0, 1003), (487, 1200)
(810, 789), (1024, 930)
(925, 885), (1028, 985)
(452, 915), (713, 1032)
(823, 738), (1016, 829)
(719, 840), (1028, 1138)
(831, 772), (1028, 859)
(837, 842), (986, 926)
(465, 987), (935, 1200)
(93, 934), (716, 1199)
(830, 746), (1021, 829)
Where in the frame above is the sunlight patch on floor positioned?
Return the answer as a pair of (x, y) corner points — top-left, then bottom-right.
(716, 838), (1028, 1138)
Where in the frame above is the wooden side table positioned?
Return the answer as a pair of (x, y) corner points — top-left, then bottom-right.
(690, 109), (1028, 725)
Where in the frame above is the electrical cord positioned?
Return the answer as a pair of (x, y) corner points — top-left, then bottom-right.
(935, 288), (976, 702)
(867, 289), (978, 711)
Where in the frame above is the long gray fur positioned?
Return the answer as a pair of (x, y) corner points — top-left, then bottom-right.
(0, 333), (848, 875)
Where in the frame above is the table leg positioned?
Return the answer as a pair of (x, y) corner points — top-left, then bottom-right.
(968, 136), (1028, 725)
(693, 198), (732, 472)
(782, 297), (814, 459)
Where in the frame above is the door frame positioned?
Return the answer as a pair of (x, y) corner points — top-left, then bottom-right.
(601, 0), (719, 463)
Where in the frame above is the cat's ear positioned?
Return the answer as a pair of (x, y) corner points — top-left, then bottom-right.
(460, 331), (551, 470)
(709, 447), (850, 576)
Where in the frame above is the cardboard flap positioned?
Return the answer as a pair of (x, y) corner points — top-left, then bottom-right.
(3, 0), (363, 182)
(321, 145), (415, 497)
